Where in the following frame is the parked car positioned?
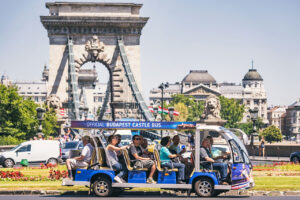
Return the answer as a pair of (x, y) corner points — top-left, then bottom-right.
(61, 141), (83, 162)
(290, 151), (300, 163)
(0, 140), (61, 168)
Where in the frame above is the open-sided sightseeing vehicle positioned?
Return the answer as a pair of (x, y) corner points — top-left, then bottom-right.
(62, 120), (254, 197)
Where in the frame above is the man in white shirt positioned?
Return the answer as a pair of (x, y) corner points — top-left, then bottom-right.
(66, 135), (94, 179)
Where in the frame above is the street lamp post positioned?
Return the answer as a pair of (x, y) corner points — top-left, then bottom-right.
(168, 107), (174, 121)
(249, 107), (259, 156)
(36, 107), (46, 139)
(158, 82), (169, 138)
(153, 106), (158, 121)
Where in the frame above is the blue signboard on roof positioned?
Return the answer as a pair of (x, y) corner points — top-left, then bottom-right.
(71, 121), (196, 130)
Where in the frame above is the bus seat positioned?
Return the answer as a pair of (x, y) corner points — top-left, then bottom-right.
(122, 149), (148, 171)
(153, 149), (178, 172)
(89, 147), (110, 170)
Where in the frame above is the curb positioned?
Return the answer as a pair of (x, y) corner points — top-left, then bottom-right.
(1, 190), (300, 196)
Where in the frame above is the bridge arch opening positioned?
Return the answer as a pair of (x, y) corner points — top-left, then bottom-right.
(78, 61), (112, 120)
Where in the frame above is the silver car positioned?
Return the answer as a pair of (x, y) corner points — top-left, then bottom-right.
(61, 141), (83, 161)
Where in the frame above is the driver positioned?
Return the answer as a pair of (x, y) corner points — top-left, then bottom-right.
(200, 138), (228, 185)
(206, 136), (230, 161)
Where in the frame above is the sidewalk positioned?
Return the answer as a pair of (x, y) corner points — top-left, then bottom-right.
(250, 156), (290, 162)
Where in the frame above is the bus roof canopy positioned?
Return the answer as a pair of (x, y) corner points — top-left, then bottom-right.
(71, 121), (196, 130)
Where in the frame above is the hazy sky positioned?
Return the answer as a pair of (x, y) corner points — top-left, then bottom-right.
(0, 0), (299, 106)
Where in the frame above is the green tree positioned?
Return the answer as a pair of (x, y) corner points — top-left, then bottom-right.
(96, 106), (101, 116)
(169, 94), (204, 121)
(237, 118), (264, 136)
(42, 108), (59, 137)
(259, 125), (282, 143)
(0, 84), (39, 140)
(168, 102), (189, 121)
(220, 96), (245, 128)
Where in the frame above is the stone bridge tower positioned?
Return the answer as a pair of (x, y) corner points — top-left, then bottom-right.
(41, 2), (149, 120)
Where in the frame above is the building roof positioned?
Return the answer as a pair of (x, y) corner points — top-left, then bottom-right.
(150, 83), (181, 93)
(182, 70), (217, 84)
(219, 83), (244, 94)
(242, 69), (263, 81)
(183, 83), (221, 96)
(290, 98), (300, 107)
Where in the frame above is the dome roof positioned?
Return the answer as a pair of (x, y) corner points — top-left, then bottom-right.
(243, 69), (263, 81)
(182, 70), (216, 84)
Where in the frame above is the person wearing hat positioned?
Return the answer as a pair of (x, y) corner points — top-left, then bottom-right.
(66, 135), (94, 179)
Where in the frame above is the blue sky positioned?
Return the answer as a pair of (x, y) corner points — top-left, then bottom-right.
(0, 0), (299, 106)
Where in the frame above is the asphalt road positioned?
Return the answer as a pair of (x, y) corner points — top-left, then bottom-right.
(0, 195), (299, 200)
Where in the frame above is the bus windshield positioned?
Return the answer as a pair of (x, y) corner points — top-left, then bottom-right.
(221, 127), (248, 156)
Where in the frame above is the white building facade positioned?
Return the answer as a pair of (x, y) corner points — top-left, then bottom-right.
(149, 68), (268, 124)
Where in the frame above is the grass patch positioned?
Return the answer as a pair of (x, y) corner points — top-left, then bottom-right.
(253, 176), (300, 191)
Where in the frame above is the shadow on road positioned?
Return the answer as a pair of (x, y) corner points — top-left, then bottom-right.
(43, 191), (250, 199)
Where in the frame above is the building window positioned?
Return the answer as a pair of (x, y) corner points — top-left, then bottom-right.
(254, 99), (259, 105)
(98, 97), (102, 102)
(42, 97), (46, 101)
(247, 100), (250, 105)
(35, 97), (39, 102)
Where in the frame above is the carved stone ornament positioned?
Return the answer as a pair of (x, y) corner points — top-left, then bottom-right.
(75, 35), (111, 70)
(202, 94), (221, 120)
(85, 35), (105, 61)
(47, 94), (63, 119)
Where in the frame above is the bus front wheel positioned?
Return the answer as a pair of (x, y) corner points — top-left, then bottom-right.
(194, 177), (215, 197)
(93, 176), (112, 197)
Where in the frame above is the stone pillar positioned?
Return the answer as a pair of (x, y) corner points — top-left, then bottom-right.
(41, 2), (149, 120)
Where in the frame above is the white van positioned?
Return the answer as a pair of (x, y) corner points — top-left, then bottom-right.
(0, 140), (61, 168)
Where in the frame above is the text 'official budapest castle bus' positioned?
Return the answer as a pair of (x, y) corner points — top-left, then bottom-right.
(63, 94), (254, 197)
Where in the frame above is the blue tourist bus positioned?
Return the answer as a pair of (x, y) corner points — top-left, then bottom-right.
(62, 121), (254, 197)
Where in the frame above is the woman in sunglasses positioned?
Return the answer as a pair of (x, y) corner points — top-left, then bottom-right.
(160, 136), (185, 184)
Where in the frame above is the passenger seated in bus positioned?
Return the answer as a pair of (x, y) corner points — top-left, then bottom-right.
(169, 135), (186, 155)
(115, 134), (122, 147)
(115, 134), (126, 165)
(66, 136), (94, 179)
(129, 135), (157, 184)
(160, 136), (185, 184)
(200, 138), (228, 184)
(141, 138), (154, 159)
(206, 136), (230, 161)
(169, 135), (194, 177)
(106, 135), (128, 183)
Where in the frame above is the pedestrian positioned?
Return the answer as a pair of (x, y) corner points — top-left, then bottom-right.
(259, 137), (265, 157)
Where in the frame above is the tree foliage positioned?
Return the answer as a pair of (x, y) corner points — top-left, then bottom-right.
(259, 125), (283, 143)
(0, 84), (59, 140)
(237, 118), (264, 136)
(169, 94), (204, 121)
(220, 96), (245, 128)
(0, 85), (39, 140)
